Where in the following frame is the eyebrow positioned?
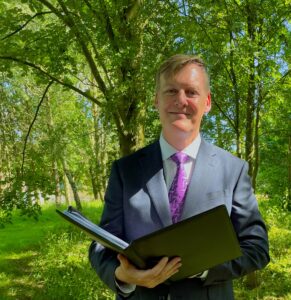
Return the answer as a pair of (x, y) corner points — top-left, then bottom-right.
(164, 83), (199, 89)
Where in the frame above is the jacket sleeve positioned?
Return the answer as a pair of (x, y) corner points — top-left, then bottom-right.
(89, 161), (128, 294)
(204, 161), (270, 286)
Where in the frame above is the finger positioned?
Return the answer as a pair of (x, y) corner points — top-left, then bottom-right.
(145, 257), (169, 277)
(136, 257), (179, 288)
(117, 254), (130, 268)
(165, 261), (182, 277)
(162, 257), (181, 272)
(168, 256), (182, 265)
(150, 264), (181, 287)
(117, 253), (125, 262)
(154, 256), (169, 271)
(147, 257), (180, 283)
(159, 257), (182, 278)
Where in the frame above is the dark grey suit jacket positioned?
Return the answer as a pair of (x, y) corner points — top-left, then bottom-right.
(89, 139), (269, 300)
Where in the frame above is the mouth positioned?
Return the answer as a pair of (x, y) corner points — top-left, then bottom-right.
(169, 112), (191, 118)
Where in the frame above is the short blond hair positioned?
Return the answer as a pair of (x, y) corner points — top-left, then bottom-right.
(155, 54), (210, 92)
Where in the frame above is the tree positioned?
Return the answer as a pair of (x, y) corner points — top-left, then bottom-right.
(0, 0), (181, 156)
(173, 0), (290, 189)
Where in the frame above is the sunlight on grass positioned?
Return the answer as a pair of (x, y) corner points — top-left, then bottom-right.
(0, 273), (10, 288)
(0, 200), (290, 299)
(2, 250), (38, 260)
(0, 201), (104, 300)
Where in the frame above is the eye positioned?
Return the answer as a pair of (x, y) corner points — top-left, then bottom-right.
(186, 90), (198, 97)
(165, 88), (178, 95)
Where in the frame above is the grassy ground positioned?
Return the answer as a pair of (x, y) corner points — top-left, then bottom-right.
(0, 203), (63, 299)
(0, 202), (112, 300)
(0, 199), (290, 299)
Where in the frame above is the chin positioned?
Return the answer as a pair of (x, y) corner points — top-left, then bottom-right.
(172, 120), (193, 133)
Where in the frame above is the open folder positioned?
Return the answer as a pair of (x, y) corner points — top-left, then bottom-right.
(56, 205), (242, 281)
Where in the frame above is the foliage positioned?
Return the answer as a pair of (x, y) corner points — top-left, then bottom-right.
(0, 1), (290, 221)
(233, 197), (291, 299)
(256, 83), (291, 209)
(175, 0), (290, 186)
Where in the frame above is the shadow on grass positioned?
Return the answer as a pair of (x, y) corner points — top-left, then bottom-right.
(0, 247), (43, 300)
(234, 267), (291, 300)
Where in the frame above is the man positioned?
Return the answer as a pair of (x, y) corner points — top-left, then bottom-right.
(89, 54), (269, 299)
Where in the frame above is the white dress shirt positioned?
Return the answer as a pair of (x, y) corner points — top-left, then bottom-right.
(159, 133), (201, 190)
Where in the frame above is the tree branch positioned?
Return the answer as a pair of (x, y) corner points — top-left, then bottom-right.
(36, 0), (63, 19)
(36, 0), (109, 98)
(1, 11), (53, 41)
(55, 0), (108, 99)
(72, 9), (113, 88)
(84, 0), (120, 52)
(261, 69), (291, 104)
(21, 81), (54, 176)
(85, 0), (121, 52)
(212, 96), (238, 133)
(0, 55), (104, 106)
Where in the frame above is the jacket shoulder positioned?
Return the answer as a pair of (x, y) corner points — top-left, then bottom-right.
(116, 140), (159, 164)
(203, 139), (246, 166)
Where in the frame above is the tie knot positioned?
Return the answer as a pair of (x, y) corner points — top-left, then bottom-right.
(171, 152), (189, 165)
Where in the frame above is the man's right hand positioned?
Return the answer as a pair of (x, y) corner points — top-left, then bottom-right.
(115, 254), (182, 289)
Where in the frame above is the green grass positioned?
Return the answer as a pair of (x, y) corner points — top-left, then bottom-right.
(0, 198), (290, 299)
(0, 205), (61, 253)
(0, 202), (112, 300)
(0, 204), (62, 300)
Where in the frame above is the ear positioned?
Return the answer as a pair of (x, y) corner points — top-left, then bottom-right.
(204, 92), (211, 113)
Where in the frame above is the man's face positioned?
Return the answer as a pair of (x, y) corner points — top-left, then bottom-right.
(155, 63), (211, 140)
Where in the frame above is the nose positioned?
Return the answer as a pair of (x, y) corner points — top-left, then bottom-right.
(175, 90), (188, 107)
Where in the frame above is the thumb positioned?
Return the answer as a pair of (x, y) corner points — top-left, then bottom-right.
(117, 254), (129, 267)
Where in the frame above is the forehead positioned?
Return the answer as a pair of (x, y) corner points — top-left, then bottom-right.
(160, 64), (206, 87)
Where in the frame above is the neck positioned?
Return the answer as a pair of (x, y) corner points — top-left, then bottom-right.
(162, 130), (199, 151)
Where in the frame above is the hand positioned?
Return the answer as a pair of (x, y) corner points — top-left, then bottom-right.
(115, 254), (182, 288)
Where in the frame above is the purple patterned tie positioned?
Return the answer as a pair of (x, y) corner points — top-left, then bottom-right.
(169, 152), (189, 223)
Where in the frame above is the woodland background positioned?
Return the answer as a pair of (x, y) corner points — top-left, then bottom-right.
(0, 0), (290, 299)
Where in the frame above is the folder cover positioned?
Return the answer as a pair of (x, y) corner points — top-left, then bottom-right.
(56, 205), (242, 281)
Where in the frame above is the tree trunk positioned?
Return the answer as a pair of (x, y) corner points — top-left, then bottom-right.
(216, 120), (223, 148)
(245, 67), (255, 178)
(288, 135), (291, 210)
(244, 271), (260, 289)
(92, 103), (106, 200)
(33, 190), (40, 205)
(117, 101), (145, 156)
(61, 158), (82, 210)
(252, 87), (263, 191)
(53, 160), (61, 206)
(46, 96), (62, 206)
(244, 2), (260, 288)
(89, 164), (98, 200)
(245, 3), (257, 178)
(63, 173), (71, 205)
(229, 31), (241, 158)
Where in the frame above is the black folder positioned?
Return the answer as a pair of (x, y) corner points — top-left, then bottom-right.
(56, 205), (242, 281)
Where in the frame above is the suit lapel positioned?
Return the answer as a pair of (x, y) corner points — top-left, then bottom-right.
(139, 139), (218, 226)
(181, 139), (217, 219)
(139, 141), (172, 227)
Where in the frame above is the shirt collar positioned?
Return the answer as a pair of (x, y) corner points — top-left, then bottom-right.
(159, 133), (201, 161)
